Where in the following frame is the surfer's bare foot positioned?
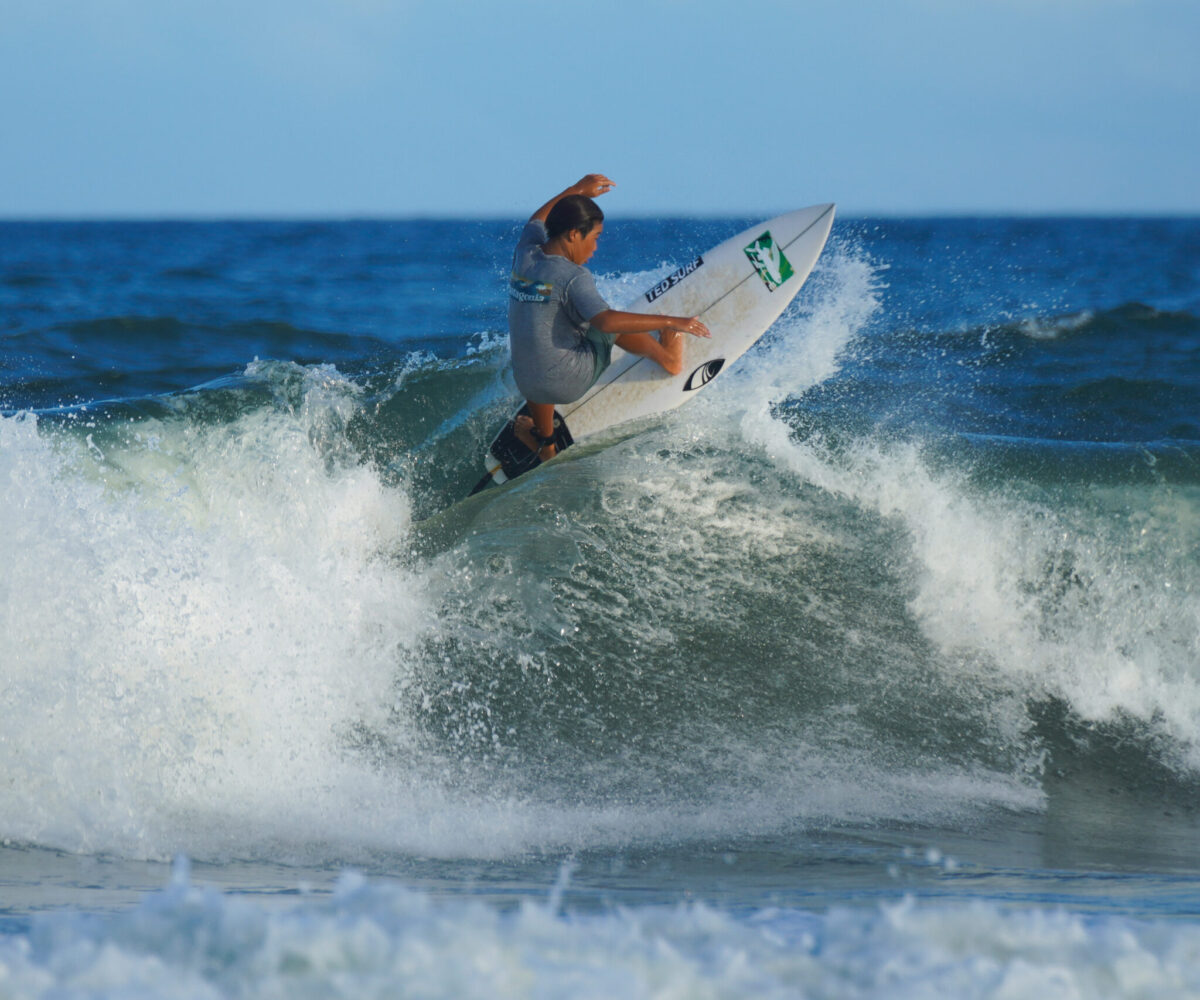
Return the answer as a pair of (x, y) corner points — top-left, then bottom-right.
(514, 414), (556, 460)
(514, 414), (537, 451)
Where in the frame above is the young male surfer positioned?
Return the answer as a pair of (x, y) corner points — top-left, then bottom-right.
(508, 174), (711, 461)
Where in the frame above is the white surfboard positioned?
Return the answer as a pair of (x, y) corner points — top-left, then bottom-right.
(471, 203), (835, 494)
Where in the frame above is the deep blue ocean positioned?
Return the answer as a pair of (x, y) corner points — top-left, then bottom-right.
(1, 214), (1198, 996)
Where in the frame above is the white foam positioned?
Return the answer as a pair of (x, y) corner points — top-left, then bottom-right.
(742, 385), (1200, 768)
(4, 874), (1199, 999)
(0, 369), (443, 859)
(1018, 308), (1095, 340)
(814, 445), (1188, 749)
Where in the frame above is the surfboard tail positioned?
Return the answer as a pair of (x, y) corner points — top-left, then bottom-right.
(468, 471), (497, 497)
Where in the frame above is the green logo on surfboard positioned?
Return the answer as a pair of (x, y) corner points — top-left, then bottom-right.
(744, 231), (794, 291)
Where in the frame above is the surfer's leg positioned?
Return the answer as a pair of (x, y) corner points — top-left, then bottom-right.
(614, 329), (683, 376)
(514, 402), (557, 460)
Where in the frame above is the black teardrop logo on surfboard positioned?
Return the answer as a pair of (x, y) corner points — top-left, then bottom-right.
(683, 358), (725, 391)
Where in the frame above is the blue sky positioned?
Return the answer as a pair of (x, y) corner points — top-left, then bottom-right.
(2, 0), (1196, 217)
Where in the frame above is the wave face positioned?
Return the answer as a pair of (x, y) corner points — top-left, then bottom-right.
(0, 217), (1198, 866)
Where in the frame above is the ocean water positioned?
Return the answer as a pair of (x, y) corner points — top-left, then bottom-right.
(1, 214), (1198, 997)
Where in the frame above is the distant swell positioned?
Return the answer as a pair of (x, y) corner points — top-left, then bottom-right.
(1012, 301), (1199, 340)
(1, 317), (402, 411)
(794, 300), (1200, 447)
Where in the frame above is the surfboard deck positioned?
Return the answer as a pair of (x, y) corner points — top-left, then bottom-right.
(471, 203), (835, 496)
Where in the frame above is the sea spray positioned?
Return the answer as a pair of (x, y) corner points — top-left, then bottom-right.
(0, 368), (431, 859)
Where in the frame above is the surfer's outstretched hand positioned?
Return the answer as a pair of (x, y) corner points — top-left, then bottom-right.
(573, 174), (615, 199)
(665, 316), (711, 339)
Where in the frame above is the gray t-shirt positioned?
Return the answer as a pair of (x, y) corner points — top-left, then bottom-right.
(507, 220), (612, 405)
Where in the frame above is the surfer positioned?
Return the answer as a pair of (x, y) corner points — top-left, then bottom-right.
(508, 174), (711, 460)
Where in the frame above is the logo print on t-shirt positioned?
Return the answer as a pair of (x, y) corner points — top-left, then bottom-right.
(509, 274), (554, 303)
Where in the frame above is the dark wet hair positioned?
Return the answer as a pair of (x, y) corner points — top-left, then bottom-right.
(545, 194), (604, 241)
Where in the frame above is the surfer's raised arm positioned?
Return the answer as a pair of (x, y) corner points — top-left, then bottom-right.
(530, 174), (615, 223)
